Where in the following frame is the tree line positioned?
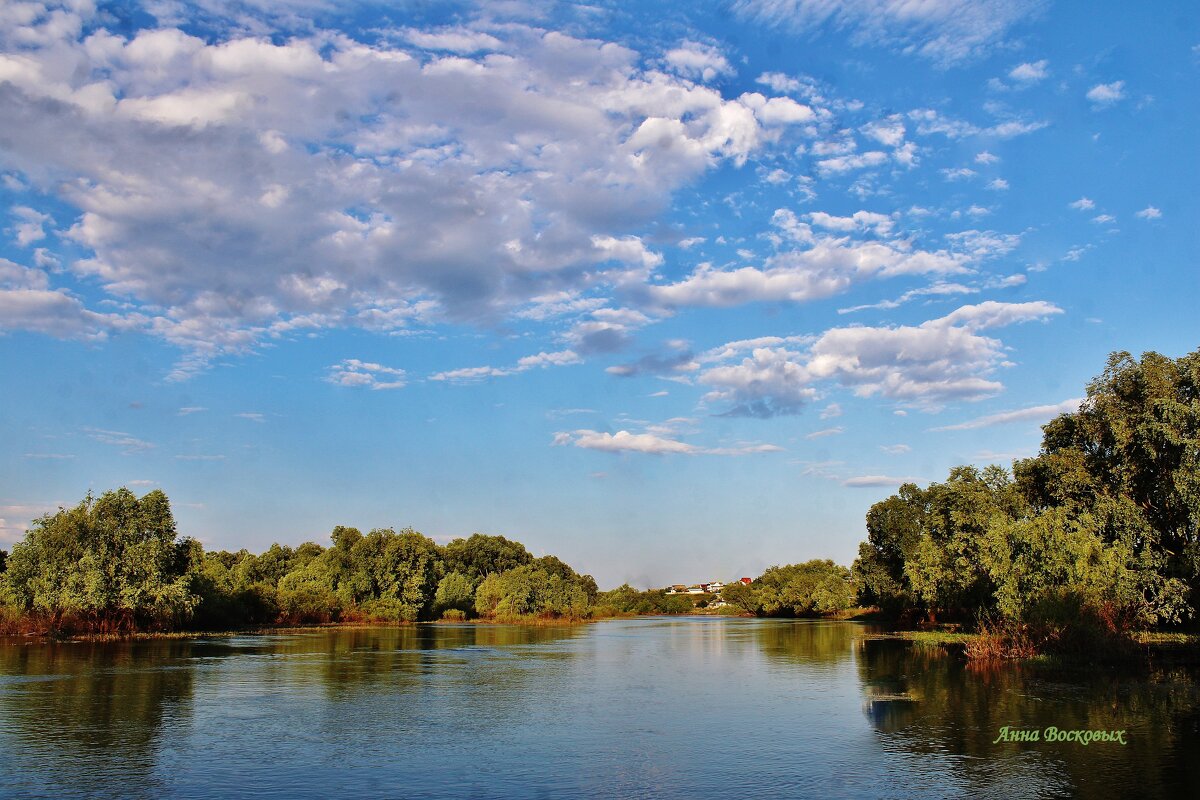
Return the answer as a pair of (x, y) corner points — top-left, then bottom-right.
(0, 494), (625, 633)
(852, 349), (1199, 652)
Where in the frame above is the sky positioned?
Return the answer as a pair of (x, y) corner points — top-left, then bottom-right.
(0, 0), (1197, 589)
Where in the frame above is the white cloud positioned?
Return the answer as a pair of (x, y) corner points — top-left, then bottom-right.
(326, 359), (408, 390)
(699, 301), (1062, 416)
(1008, 59), (1048, 83)
(740, 92), (816, 125)
(880, 444), (911, 454)
(733, 0), (1043, 65)
(837, 281), (977, 314)
(1135, 206), (1162, 220)
(909, 109), (1046, 140)
(10, 206), (50, 246)
(941, 167), (977, 181)
(644, 211), (969, 310)
(432, 349), (581, 382)
(1087, 81), (1125, 107)
(1069, 197), (1095, 211)
(554, 429), (782, 456)
(235, 412), (265, 422)
(0, 257), (121, 340)
(402, 28), (504, 54)
(664, 41), (734, 83)
(817, 151), (889, 175)
(929, 397), (1083, 431)
(843, 475), (914, 488)
(809, 210), (894, 236)
(975, 151), (999, 164)
(1091, 214), (1116, 224)
(819, 402), (842, 419)
(986, 178), (1009, 191)
(861, 115), (906, 147)
(0, 12), (778, 376)
(805, 426), (844, 439)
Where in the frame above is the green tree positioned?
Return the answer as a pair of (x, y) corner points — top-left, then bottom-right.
(443, 534), (533, 584)
(434, 572), (475, 616)
(754, 560), (856, 617)
(3, 489), (199, 631)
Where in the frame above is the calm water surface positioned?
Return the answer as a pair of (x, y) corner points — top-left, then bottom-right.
(1, 618), (1198, 798)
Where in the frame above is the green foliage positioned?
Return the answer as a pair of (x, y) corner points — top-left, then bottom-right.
(752, 560), (856, 617)
(721, 581), (759, 614)
(443, 534), (532, 583)
(474, 564), (591, 619)
(854, 348), (1200, 640)
(0, 488), (609, 632)
(596, 584), (693, 615)
(2, 489), (199, 631)
(434, 572), (476, 616)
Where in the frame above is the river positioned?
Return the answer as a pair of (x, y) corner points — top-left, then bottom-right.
(1, 618), (1197, 798)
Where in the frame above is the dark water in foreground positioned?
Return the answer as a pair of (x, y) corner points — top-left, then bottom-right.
(1, 618), (1198, 799)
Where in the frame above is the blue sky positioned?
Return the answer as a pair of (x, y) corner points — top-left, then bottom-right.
(1, 0), (1197, 588)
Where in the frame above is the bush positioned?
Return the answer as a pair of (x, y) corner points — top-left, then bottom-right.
(440, 609), (467, 622)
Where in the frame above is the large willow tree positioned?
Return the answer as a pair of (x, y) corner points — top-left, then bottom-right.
(854, 349), (1200, 633)
(2, 488), (200, 631)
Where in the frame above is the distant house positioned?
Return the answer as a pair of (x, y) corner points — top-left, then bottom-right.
(687, 586), (705, 594)
(707, 581), (725, 593)
(739, 577), (752, 586)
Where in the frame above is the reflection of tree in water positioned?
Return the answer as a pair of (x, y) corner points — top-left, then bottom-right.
(750, 619), (866, 667)
(855, 638), (1200, 799)
(0, 639), (196, 797)
(251, 624), (582, 695)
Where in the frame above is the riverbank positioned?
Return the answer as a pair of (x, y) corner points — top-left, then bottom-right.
(0, 612), (645, 643)
(868, 629), (1200, 666)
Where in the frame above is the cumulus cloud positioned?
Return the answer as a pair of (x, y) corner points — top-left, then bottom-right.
(1008, 60), (1049, 83)
(732, 0), (1043, 65)
(0, 7), (785, 376)
(699, 300), (1062, 416)
(664, 41), (734, 83)
(10, 206), (50, 246)
(929, 397), (1083, 431)
(327, 359), (408, 390)
(642, 210), (969, 310)
(1087, 81), (1125, 107)
(1135, 206), (1162, 220)
(0, 258), (119, 340)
